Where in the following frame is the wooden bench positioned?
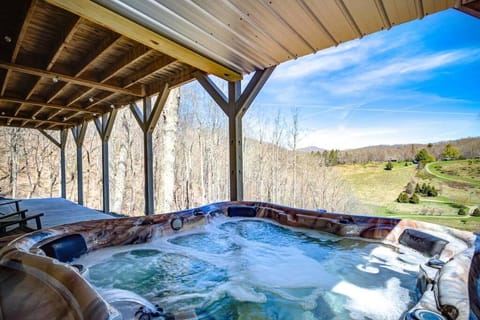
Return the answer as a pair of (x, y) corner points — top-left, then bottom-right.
(0, 200), (44, 236)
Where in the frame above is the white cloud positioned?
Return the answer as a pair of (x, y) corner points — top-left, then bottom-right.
(319, 49), (478, 95)
(296, 117), (479, 150)
(271, 37), (385, 80)
(270, 29), (420, 82)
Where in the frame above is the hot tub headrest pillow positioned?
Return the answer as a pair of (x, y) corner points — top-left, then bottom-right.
(227, 206), (258, 218)
(399, 229), (449, 257)
(40, 234), (87, 263)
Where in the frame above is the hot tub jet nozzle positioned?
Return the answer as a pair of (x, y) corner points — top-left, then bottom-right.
(135, 305), (175, 320)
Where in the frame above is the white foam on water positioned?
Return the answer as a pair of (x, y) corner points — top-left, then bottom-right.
(356, 264), (380, 274)
(331, 277), (411, 320)
(239, 243), (336, 289)
(218, 282), (267, 303)
(365, 245), (424, 274)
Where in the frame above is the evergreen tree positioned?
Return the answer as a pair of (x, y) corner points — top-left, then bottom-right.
(442, 144), (461, 159)
(397, 192), (410, 203)
(415, 148), (435, 163)
(415, 184), (421, 193)
(410, 193), (420, 204)
(472, 208), (480, 217)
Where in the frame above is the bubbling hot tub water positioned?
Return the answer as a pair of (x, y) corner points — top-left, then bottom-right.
(76, 218), (425, 320)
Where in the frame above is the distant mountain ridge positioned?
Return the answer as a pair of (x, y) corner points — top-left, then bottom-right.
(299, 137), (480, 163)
(298, 146), (325, 153)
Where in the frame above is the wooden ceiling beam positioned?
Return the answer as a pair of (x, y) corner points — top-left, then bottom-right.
(0, 97), (95, 114)
(45, 0), (242, 81)
(17, 17), (82, 119)
(47, 45), (150, 107)
(46, 83), (69, 103)
(56, 93), (118, 122)
(74, 35), (123, 77)
(0, 114), (70, 126)
(1, 0), (37, 96)
(0, 121), (60, 130)
(66, 88), (94, 107)
(122, 56), (177, 88)
(65, 46), (154, 108)
(146, 67), (197, 96)
(0, 61), (143, 97)
(100, 46), (153, 83)
(11, 0), (38, 63)
(64, 53), (170, 117)
(86, 93), (118, 110)
(48, 17), (82, 70)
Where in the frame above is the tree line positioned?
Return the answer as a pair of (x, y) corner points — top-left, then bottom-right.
(309, 139), (478, 165)
(0, 82), (355, 216)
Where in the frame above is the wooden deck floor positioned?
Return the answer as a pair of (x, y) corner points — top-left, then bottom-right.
(2, 198), (114, 229)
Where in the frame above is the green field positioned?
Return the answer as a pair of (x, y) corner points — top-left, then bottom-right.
(427, 160), (480, 186)
(338, 160), (480, 231)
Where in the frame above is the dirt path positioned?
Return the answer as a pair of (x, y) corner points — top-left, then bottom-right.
(425, 162), (474, 185)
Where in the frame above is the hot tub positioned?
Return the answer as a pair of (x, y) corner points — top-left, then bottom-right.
(0, 201), (478, 320)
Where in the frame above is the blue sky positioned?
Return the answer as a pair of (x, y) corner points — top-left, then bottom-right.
(245, 9), (480, 150)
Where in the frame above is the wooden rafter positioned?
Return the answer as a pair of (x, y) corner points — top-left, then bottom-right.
(100, 46), (153, 83)
(48, 17), (82, 70)
(62, 54), (177, 121)
(11, 0), (37, 63)
(0, 97), (95, 114)
(146, 66), (197, 96)
(86, 93), (120, 110)
(122, 56), (176, 88)
(1, 0), (206, 131)
(17, 16), (82, 125)
(0, 61), (143, 96)
(0, 114), (70, 126)
(46, 35), (125, 105)
(45, 0), (242, 81)
(64, 46), (154, 109)
(74, 35), (123, 77)
(1, 0), (38, 96)
(46, 93), (116, 125)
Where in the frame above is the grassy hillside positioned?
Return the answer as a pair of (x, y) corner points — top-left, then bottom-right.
(338, 160), (480, 231)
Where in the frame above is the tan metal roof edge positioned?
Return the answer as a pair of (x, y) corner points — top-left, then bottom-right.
(45, 0), (243, 82)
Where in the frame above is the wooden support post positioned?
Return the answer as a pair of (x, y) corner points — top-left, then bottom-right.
(71, 123), (88, 205)
(39, 129), (68, 198)
(195, 66), (276, 201)
(130, 84), (169, 215)
(94, 110), (118, 213)
(60, 129), (68, 198)
(228, 82), (243, 200)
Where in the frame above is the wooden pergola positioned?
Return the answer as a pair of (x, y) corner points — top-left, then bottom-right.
(1, 0), (478, 215)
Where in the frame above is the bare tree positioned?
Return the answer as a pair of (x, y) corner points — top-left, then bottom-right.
(155, 88), (180, 213)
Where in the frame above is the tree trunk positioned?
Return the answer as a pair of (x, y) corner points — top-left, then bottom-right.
(157, 88), (180, 212)
(9, 128), (20, 198)
(111, 113), (130, 213)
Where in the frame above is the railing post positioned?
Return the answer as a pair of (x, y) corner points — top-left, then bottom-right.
(95, 110), (117, 213)
(195, 66), (276, 201)
(71, 123), (88, 205)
